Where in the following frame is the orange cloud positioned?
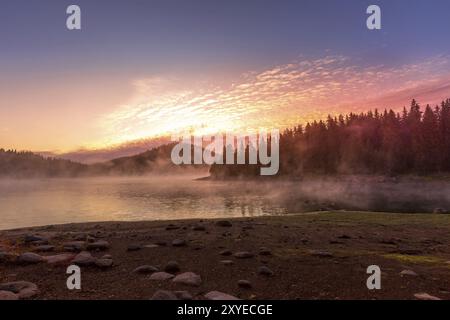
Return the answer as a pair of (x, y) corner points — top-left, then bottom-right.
(100, 55), (450, 147)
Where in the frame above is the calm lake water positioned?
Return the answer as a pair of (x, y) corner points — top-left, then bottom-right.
(1, 176), (450, 230)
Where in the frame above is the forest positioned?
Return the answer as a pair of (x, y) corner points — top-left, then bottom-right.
(2, 98), (450, 178)
(210, 98), (450, 177)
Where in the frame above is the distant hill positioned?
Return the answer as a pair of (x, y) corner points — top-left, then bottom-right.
(38, 136), (172, 164)
(0, 149), (88, 178)
(0, 143), (206, 178)
(92, 142), (206, 175)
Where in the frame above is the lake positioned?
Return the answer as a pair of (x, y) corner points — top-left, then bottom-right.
(1, 176), (450, 230)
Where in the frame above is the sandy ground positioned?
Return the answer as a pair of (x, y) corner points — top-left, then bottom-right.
(1, 211), (450, 300)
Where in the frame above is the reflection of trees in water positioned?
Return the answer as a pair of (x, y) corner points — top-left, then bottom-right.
(223, 196), (258, 217)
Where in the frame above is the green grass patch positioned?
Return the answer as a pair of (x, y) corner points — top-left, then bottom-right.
(383, 253), (446, 265)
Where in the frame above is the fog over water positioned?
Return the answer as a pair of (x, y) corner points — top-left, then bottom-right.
(1, 176), (450, 230)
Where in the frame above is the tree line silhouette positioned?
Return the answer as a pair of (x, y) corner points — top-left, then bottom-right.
(210, 98), (450, 177)
(0, 143), (205, 178)
(2, 98), (450, 178)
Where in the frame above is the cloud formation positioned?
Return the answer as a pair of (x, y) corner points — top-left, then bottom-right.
(100, 54), (450, 146)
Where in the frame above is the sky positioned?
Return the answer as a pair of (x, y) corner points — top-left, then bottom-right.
(1, 0), (450, 156)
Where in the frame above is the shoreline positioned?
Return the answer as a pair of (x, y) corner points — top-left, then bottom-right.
(1, 211), (450, 300)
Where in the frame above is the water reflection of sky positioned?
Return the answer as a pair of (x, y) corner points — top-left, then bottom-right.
(1, 177), (449, 230)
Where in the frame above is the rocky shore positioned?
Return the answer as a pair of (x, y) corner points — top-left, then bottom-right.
(1, 211), (450, 300)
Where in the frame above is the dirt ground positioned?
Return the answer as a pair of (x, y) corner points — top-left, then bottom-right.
(1, 211), (450, 300)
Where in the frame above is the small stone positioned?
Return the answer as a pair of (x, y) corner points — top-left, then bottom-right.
(101, 254), (112, 259)
(0, 281), (39, 299)
(17, 252), (45, 264)
(0, 290), (19, 300)
(155, 241), (167, 246)
(166, 224), (180, 231)
(220, 260), (234, 266)
(259, 247), (272, 256)
(73, 234), (87, 241)
(144, 244), (160, 248)
(24, 235), (47, 243)
(338, 234), (351, 239)
(133, 265), (159, 274)
(44, 253), (76, 265)
(238, 280), (252, 288)
(234, 251), (254, 259)
(174, 291), (193, 300)
(414, 293), (441, 300)
(127, 244), (142, 252)
(310, 250), (333, 258)
(87, 240), (109, 251)
(172, 272), (202, 287)
(216, 220), (232, 227)
(73, 251), (96, 266)
(95, 258), (113, 268)
(63, 241), (86, 252)
(258, 266), (274, 277)
(400, 270), (418, 277)
(220, 250), (232, 256)
(192, 225), (206, 231)
(151, 290), (178, 300)
(35, 245), (55, 252)
(30, 240), (49, 246)
(164, 261), (180, 273)
(205, 291), (239, 300)
(149, 272), (174, 281)
(172, 239), (187, 247)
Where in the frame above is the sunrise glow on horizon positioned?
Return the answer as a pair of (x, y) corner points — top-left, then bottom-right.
(2, 0), (450, 155)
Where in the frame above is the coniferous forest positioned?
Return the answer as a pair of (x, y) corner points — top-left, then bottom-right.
(210, 99), (450, 177)
(2, 99), (450, 178)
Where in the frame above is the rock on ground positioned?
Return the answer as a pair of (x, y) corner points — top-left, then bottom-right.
(400, 270), (418, 277)
(44, 253), (76, 265)
(172, 272), (202, 287)
(87, 240), (110, 251)
(151, 290), (179, 300)
(127, 244), (142, 251)
(258, 266), (274, 277)
(17, 252), (45, 264)
(220, 260), (234, 266)
(0, 281), (39, 299)
(73, 251), (96, 266)
(164, 261), (180, 273)
(234, 251), (254, 259)
(34, 245), (55, 252)
(414, 293), (441, 300)
(174, 291), (193, 300)
(216, 220), (232, 227)
(133, 265), (159, 274)
(63, 241), (86, 252)
(0, 290), (19, 300)
(172, 239), (187, 247)
(309, 250), (333, 258)
(204, 291), (239, 300)
(149, 272), (174, 281)
(95, 258), (113, 268)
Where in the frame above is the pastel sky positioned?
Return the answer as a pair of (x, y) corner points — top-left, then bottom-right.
(1, 0), (450, 153)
